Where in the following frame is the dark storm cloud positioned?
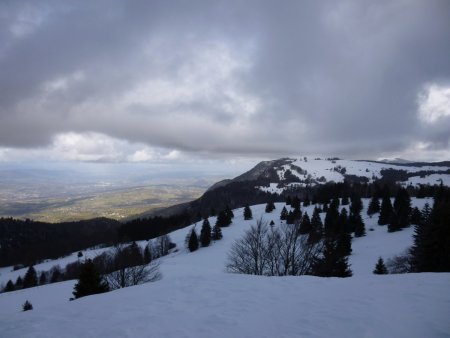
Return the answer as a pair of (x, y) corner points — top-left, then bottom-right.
(0, 0), (449, 160)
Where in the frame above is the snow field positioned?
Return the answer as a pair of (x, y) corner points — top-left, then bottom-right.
(0, 199), (449, 338)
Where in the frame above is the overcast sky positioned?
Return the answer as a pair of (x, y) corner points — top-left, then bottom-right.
(1, 0), (450, 168)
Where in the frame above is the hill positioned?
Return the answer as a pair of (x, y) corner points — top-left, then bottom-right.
(0, 199), (449, 337)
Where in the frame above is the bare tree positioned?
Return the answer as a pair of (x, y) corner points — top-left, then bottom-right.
(104, 243), (161, 290)
(227, 218), (323, 276)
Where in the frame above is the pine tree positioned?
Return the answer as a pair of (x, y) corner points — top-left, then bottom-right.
(280, 206), (288, 220)
(367, 197), (380, 217)
(39, 272), (47, 285)
(200, 218), (212, 247)
(243, 204), (253, 220)
(410, 207), (422, 225)
(225, 205), (234, 219)
(143, 245), (152, 264)
(388, 212), (400, 232)
(188, 228), (199, 252)
(312, 238), (352, 277)
(303, 195), (310, 207)
(285, 195), (292, 205)
(324, 204), (339, 237)
(378, 196), (393, 225)
(353, 213), (366, 237)
(265, 201), (276, 213)
(211, 224), (223, 240)
(299, 212), (311, 234)
(72, 259), (109, 299)
(23, 266), (38, 289)
(309, 207), (323, 243)
(15, 276), (23, 289)
(350, 196), (363, 215)
(394, 188), (411, 228)
(4, 280), (15, 292)
(341, 196), (349, 205)
(291, 196), (301, 210)
(373, 257), (388, 274)
(216, 210), (231, 227)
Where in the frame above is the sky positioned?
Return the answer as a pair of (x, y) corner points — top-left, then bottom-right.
(1, 0), (450, 173)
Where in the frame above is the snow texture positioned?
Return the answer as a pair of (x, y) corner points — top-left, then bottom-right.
(0, 200), (449, 338)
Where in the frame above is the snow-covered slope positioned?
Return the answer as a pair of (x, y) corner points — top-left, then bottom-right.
(256, 157), (450, 193)
(1, 199), (449, 337)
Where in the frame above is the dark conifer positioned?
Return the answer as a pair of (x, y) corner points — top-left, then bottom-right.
(23, 266), (38, 289)
(299, 212), (311, 234)
(353, 213), (366, 237)
(243, 204), (253, 220)
(410, 207), (422, 225)
(211, 224), (223, 240)
(265, 201), (276, 213)
(378, 196), (393, 225)
(285, 195), (292, 205)
(72, 259), (109, 299)
(350, 196), (363, 215)
(367, 197), (380, 217)
(341, 196), (349, 205)
(188, 228), (199, 252)
(4, 280), (15, 292)
(309, 207), (323, 243)
(303, 195), (310, 207)
(280, 206), (288, 220)
(200, 218), (212, 247)
(15, 276), (23, 289)
(225, 205), (234, 219)
(22, 300), (33, 311)
(39, 272), (47, 285)
(388, 212), (400, 232)
(373, 257), (388, 274)
(312, 238), (352, 277)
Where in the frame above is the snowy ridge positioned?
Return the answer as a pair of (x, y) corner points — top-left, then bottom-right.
(1, 198), (449, 337)
(257, 157), (450, 193)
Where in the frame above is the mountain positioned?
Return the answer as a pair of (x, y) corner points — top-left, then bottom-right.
(139, 157), (450, 219)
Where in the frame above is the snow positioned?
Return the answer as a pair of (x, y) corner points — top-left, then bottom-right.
(257, 158), (450, 193)
(1, 200), (449, 338)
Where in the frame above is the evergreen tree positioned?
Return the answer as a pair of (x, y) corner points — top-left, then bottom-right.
(39, 272), (47, 285)
(211, 224), (223, 240)
(353, 213), (366, 237)
(312, 238), (352, 277)
(303, 195), (311, 207)
(378, 196), (393, 225)
(394, 188), (411, 228)
(373, 257), (388, 275)
(350, 196), (363, 215)
(341, 196), (349, 205)
(15, 276), (23, 289)
(337, 208), (349, 232)
(367, 197), (380, 217)
(388, 211), (400, 232)
(285, 195), (292, 205)
(291, 196), (301, 210)
(200, 218), (212, 247)
(4, 280), (14, 292)
(72, 259), (109, 299)
(309, 207), (323, 243)
(265, 201), (276, 213)
(280, 206), (288, 220)
(324, 203), (339, 237)
(50, 267), (63, 283)
(243, 204), (253, 220)
(22, 300), (33, 311)
(23, 266), (38, 289)
(188, 228), (199, 252)
(225, 205), (234, 219)
(410, 207), (422, 225)
(143, 245), (152, 264)
(299, 212), (311, 234)
(216, 210), (232, 227)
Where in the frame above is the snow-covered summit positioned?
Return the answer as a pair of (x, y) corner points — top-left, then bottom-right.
(255, 157), (450, 194)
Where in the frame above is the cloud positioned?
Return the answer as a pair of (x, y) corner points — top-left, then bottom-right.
(0, 0), (449, 162)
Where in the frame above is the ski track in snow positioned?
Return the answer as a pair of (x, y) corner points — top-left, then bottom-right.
(0, 199), (449, 338)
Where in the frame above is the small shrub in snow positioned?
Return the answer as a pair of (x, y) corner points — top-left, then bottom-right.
(22, 300), (33, 311)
